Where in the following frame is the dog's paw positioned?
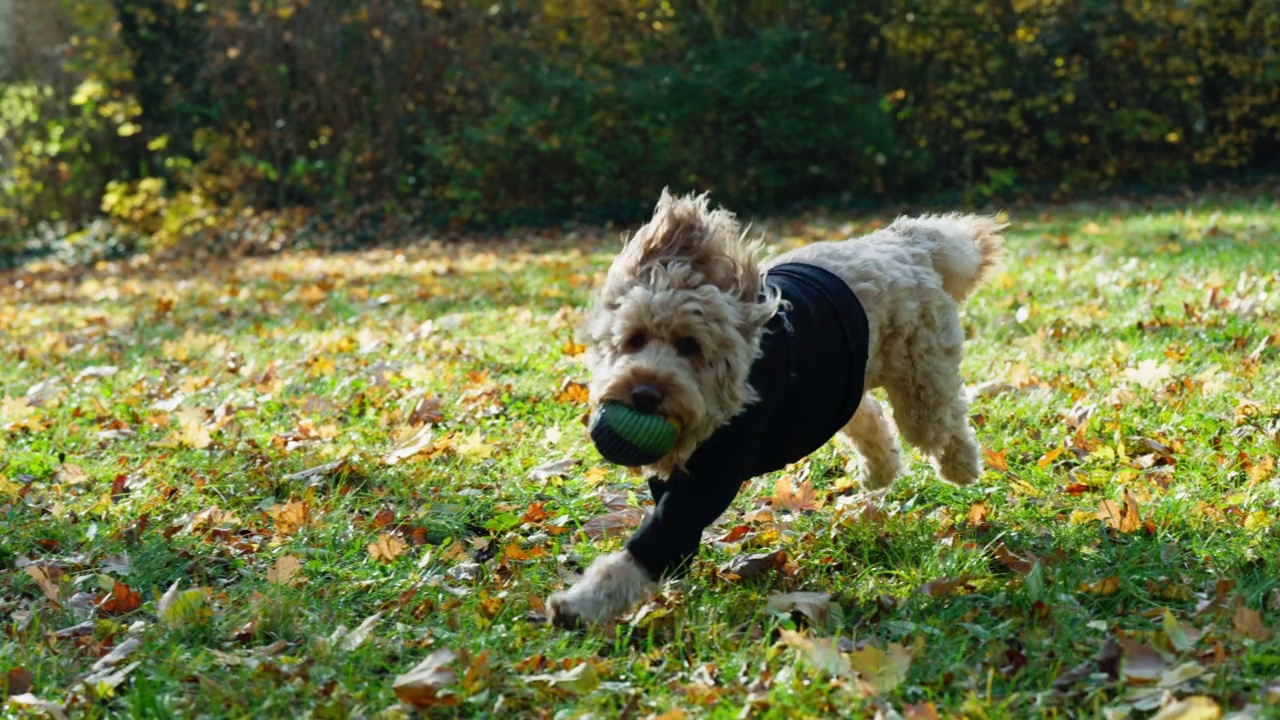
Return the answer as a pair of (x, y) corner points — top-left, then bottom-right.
(545, 551), (656, 631)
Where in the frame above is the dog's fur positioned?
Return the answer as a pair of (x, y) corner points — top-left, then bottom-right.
(548, 190), (1004, 628)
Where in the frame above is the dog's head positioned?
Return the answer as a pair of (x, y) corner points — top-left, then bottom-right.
(581, 190), (779, 470)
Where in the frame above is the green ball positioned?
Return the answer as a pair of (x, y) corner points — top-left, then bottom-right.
(589, 401), (680, 466)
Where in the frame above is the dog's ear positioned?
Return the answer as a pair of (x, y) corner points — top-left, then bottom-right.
(623, 189), (762, 301)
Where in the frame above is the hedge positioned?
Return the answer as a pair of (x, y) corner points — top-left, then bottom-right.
(2, 0), (1278, 253)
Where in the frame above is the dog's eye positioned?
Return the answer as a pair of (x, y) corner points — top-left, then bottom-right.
(625, 332), (647, 351)
(675, 337), (701, 357)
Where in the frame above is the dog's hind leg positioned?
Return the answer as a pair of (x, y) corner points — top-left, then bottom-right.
(836, 395), (904, 490)
(882, 310), (982, 486)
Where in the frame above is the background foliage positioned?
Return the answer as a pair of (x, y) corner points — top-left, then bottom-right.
(2, 0), (1279, 255)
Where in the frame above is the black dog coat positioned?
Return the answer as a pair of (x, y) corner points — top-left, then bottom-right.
(624, 262), (871, 580)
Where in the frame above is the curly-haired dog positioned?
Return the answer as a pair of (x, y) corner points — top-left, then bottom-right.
(547, 190), (1004, 629)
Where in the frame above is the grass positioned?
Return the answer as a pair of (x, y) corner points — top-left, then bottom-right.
(2, 186), (1279, 719)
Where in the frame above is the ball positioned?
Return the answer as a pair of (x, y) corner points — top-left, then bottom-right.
(589, 401), (680, 467)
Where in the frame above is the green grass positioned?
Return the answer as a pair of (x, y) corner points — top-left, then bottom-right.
(2, 187), (1279, 719)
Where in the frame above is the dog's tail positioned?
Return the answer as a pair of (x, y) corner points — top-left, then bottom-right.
(890, 213), (1006, 302)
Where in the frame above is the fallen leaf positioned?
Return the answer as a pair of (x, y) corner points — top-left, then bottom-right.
(383, 424), (436, 465)
(527, 457), (579, 482)
(719, 550), (786, 581)
(1158, 661), (1206, 689)
(766, 592), (832, 626)
(7, 693), (68, 720)
(1079, 576), (1121, 595)
(520, 502), (549, 524)
(393, 648), (459, 708)
(156, 581), (212, 630)
(772, 476), (822, 512)
(454, 431), (494, 461)
(89, 637), (142, 673)
(554, 380), (590, 404)
(1098, 491), (1143, 534)
(23, 565), (61, 604)
(98, 581), (142, 616)
(849, 641), (913, 694)
(0, 475), (22, 499)
(5, 666), (32, 697)
(917, 575), (975, 598)
(1124, 359), (1173, 389)
(267, 555), (304, 586)
(267, 500), (311, 535)
(407, 395), (444, 426)
(1233, 602), (1273, 642)
(1150, 696), (1221, 720)
(778, 629), (851, 678)
(368, 533), (409, 563)
(967, 501), (990, 527)
(904, 703), (941, 720)
(1118, 634), (1168, 684)
(524, 661), (600, 694)
(578, 509), (644, 540)
(983, 447), (1009, 472)
(79, 660), (141, 696)
(175, 406), (213, 449)
(332, 612), (382, 652)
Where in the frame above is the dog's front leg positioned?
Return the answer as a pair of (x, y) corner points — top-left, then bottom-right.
(547, 550), (656, 629)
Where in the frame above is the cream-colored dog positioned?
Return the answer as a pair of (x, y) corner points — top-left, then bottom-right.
(548, 190), (1004, 629)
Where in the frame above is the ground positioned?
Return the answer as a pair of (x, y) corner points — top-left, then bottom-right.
(1, 187), (1278, 719)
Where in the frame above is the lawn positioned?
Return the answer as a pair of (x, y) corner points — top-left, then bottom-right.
(2, 186), (1279, 719)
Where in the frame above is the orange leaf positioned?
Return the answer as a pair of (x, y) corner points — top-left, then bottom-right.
(1037, 444), (1064, 469)
(982, 447), (1008, 472)
(368, 533), (408, 563)
(967, 502), (989, 527)
(99, 580), (142, 616)
(554, 380), (590, 404)
(520, 502), (548, 524)
(1097, 490), (1142, 533)
(1078, 576), (1120, 595)
(267, 555), (304, 586)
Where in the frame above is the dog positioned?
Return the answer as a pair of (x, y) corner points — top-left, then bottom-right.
(547, 190), (1004, 629)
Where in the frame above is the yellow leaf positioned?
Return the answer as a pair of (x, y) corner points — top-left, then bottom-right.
(454, 431), (493, 462)
(1150, 696), (1221, 720)
(176, 406), (213, 449)
(554, 379), (590, 404)
(849, 642), (913, 695)
(0, 475), (22, 499)
(368, 533), (408, 563)
(157, 581), (212, 629)
(524, 661), (600, 694)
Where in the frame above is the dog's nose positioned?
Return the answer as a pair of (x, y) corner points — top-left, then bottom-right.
(629, 384), (664, 413)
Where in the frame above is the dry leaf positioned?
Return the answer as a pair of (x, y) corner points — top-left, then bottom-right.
(332, 612), (382, 652)
(24, 565), (61, 604)
(849, 642), (913, 694)
(766, 592), (832, 626)
(1118, 634), (1168, 684)
(175, 406), (213, 449)
(368, 533), (408, 563)
(5, 666), (33, 697)
(778, 629), (851, 678)
(394, 649), (459, 708)
(578, 509), (644, 540)
(554, 380), (590, 404)
(89, 637), (141, 673)
(1233, 602), (1273, 642)
(772, 476), (822, 512)
(267, 500), (311, 535)
(1098, 490), (1143, 533)
(1150, 696), (1221, 720)
(904, 703), (941, 720)
(7, 693), (68, 720)
(383, 424), (436, 465)
(967, 501), (990, 526)
(267, 555), (304, 586)
(719, 550), (786, 581)
(524, 661), (600, 694)
(1079, 576), (1121, 595)
(157, 581), (212, 629)
(1124, 359), (1173, 389)
(527, 457), (579, 482)
(454, 431), (494, 462)
(98, 580), (142, 616)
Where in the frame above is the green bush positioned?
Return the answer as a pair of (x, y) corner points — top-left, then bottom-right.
(2, 0), (1278, 255)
